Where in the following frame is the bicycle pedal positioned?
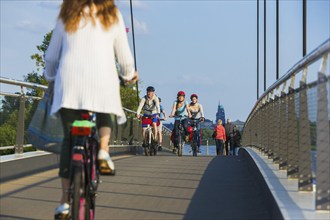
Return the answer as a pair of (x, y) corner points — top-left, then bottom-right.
(54, 213), (69, 220)
(99, 160), (115, 175)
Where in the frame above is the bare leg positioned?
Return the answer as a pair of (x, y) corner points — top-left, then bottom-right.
(158, 131), (162, 145)
(152, 123), (158, 141)
(99, 127), (111, 152)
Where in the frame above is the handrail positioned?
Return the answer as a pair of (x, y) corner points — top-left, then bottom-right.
(0, 79), (173, 154)
(242, 38), (330, 211)
(0, 77), (48, 90)
(0, 92), (42, 100)
(246, 38), (330, 123)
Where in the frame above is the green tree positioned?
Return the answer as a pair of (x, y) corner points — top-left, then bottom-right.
(201, 128), (215, 145)
(0, 111), (18, 147)
(0, 95), (20, 125)
(30, 31), (53, 73)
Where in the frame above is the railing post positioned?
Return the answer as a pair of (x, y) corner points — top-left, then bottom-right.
(261, 106), (266, 153)
(316, 55), (330, 210)
(287, 86), (299, 178)
(279, 92), (288, 170)
(268, 99), (274, 159)
(206, 139), (209, 155)
(273, 95), (280, 163)
(298, 79), (313, 191)
(15, 92), (25, 154)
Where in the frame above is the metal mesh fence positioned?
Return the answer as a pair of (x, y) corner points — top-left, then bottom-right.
(242, 40), (330, 210)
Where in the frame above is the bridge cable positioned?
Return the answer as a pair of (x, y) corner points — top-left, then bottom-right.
(129, 0), (139, 103)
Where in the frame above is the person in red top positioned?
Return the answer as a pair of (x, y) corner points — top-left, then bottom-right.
(214, 119), (226, 156)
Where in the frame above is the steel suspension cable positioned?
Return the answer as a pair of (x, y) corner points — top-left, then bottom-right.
(130, 0), (139, 103)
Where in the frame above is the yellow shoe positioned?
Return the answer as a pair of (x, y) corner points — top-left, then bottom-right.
(98, 149), (115, 175)
(54, 203), (69, 220)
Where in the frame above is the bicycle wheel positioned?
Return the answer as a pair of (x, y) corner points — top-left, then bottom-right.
(71, 165), (86, 220)
(177, 132), (182, 157)
(90, 139), (100, 190)
(144, 131), (150, 156)
(191, 140), (197, 157)
(84, 189), (93, 220)
(151, 133), (157, 156)
(87, 140), (98, 219)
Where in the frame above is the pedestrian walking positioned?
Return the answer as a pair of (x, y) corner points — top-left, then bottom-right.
(214, 119), (226, 156)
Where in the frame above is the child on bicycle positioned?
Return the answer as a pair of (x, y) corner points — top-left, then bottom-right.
(43, 1), (138, 219)
(169, 91), (192, 153)
(136, 86), (160, 147)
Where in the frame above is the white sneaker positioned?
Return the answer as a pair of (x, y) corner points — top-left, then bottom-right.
(98, 149), (115, 175)
(54, 203), (70, 220)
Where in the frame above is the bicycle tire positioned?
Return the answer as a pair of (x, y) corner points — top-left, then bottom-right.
(178, 133), (182, 157)
(90, 139), (99, 190)
(151, 133), (157, 156)
(71, 165), (86, 220)
(87, 139), (98, 220)
(84, 189), (93, 220)
(144, 130), (150, 156)
(192, 142), (197, 157)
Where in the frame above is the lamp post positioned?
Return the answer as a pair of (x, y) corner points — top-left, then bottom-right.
(129, 0), (139, 102)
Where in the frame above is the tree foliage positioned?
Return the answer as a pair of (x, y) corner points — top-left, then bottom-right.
(201, 128), (215, 145)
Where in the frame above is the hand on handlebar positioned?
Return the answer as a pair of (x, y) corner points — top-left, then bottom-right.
(121, 71), (139, 86)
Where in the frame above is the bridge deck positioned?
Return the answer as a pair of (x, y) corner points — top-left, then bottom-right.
(1, 151), (275, 220)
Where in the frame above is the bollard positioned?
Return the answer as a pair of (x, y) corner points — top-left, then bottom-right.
(15, 92), (25, 155)
(206, 139), (209, 155)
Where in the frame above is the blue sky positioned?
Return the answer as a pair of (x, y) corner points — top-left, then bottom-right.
(1, 0), (329, 122)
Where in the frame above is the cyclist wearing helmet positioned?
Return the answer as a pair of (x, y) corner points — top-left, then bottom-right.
(188, 94), (205, 153)
(169, 91), (192, 153)
(136, 86), (160, 146)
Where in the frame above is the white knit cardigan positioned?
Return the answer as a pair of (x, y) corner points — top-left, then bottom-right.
(44, 11), (135, 124)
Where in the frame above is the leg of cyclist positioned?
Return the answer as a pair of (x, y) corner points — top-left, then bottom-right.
(196, 123), (201, 153)
(157, 122), (163, 151)
(152, 122), (158, 144)
(141, 127), (146, 146)
(182, 118), (189, 142)
(173, 120), (180, 153)
(151, 114), (159, 144)
(55, 108), (83, 219)
(97, 114), (115, 175)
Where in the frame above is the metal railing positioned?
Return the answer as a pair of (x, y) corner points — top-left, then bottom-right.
(242, 39), (330, 211)
(0, 77), (172, 154)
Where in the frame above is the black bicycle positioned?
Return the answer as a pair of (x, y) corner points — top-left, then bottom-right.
(189, 118), (202, 157)
(171, 115), (186, 157)
(69, 112), (100, 220)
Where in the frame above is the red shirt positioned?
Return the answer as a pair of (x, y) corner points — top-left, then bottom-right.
(214, 125), (226, 141)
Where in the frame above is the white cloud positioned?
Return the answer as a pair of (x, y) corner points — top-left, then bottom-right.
(15, 20), (51, 34)
(118, 0), (148, 9)
(152, 74), (221, 87)
(134, 18), (148, 34)
(37, 1), (61, 10)
(178, 74), (219, 86)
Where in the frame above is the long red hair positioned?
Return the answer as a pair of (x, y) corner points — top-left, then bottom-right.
(59, 0), (118, 33)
